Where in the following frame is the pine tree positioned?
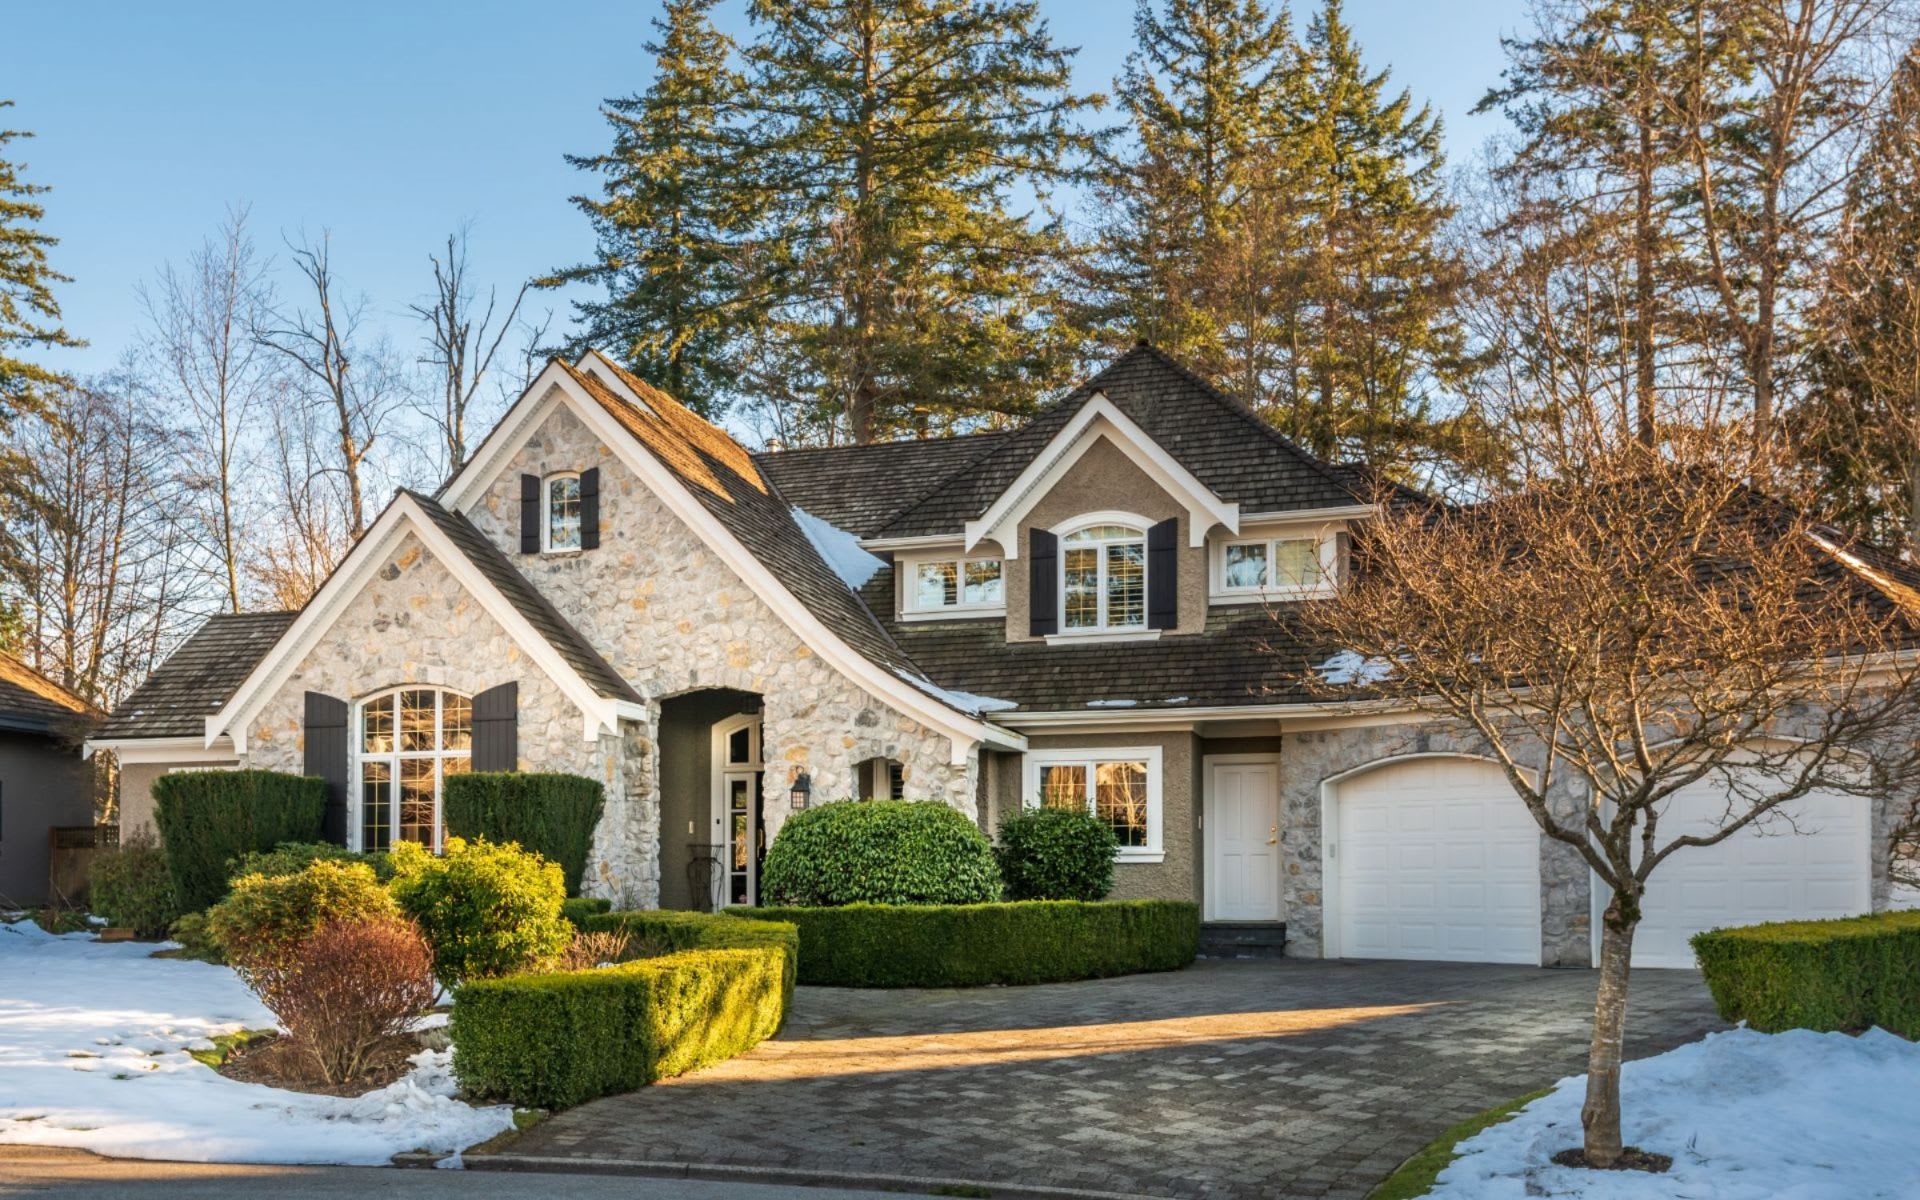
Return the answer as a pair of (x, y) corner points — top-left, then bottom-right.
(552, 0), (753, 418)
(738, 0), (1101, 442)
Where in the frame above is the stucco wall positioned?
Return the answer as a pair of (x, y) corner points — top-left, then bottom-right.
(117, 758), (235, 842)
(1005, 436), (1209, 642)
(1023, 729), (1201, 903)
(0, 731), (94, 906)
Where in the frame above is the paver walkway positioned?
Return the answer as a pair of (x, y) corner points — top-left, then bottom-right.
(493, 959), (1724, 1200)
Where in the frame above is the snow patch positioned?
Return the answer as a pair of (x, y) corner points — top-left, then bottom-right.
(791, 506), (885, 589)
(1086, 699), (1139, 708)
(1317, 649), (1394, 685)
(0, 921), (514, 1165)
(1429, 1026), (1920, 1199)
(894, 669), (1018, 716)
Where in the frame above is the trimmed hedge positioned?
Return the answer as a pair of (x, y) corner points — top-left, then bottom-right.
(450, 912), (795, 1110)
(561, 897), (613, 929)
(995, 806), (1117, 901)
(152, 770), (327, 912)
(1692, 911), (1920, 1038)
(759, 800), (1001, 906)
(730, 899), (1199, 988)
(444, 772), (605, 896)
(580, 909), (799, 1005)
(230, 841), (394, 884)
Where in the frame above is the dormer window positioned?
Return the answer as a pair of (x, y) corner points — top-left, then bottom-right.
(544, 472), (582, 552)
(904, 554), (1005, 617)
(1062, 523), (1146, 632)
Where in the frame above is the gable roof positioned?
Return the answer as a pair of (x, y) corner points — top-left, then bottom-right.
(0, 651), (102, 737)
(873, 343), (1364, 540)
(95, 612), (295, 741)
(754, 434), (1009, 538)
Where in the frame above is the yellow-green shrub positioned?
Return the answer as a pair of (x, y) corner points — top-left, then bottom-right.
(1692, 911), (1920, 1037)
(205, 861), (399, 973)
(388, 837), (571, 986)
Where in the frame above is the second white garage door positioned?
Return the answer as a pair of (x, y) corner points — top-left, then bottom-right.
(1332, 756), (1542, 964)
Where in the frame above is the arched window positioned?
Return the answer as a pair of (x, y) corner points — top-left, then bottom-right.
(544, 472), (582, 552)
(1061, 522), (1147, 632)
(357, 687), (471, 851)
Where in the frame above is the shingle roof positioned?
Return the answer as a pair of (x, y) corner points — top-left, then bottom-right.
(97, 612), (297, 739)
(404, 491), (641, 703)
(0, 652), (101, 737)
(874, 343), (1364, 539)
(753, 434), (1010, 538)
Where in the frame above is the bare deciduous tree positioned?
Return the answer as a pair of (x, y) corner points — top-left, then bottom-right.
(410, 228), (528, 478)
(1302, 436), (1920, 1167)
(249, 382), (353, 610)
(140, 207), (275, 612)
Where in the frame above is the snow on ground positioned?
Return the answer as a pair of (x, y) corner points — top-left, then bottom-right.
(0, 920), (514, 1166)
(1429, 1026), (1920, 1200)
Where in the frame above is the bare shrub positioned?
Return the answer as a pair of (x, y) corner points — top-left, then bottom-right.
(557, 928), (654, 971)
(262, 917), (436, 1087)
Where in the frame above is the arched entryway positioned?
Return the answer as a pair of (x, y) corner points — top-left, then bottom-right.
(657, 688), (761, 910)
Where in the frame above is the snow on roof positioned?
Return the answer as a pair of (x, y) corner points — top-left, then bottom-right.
(791, 505), (886, 590)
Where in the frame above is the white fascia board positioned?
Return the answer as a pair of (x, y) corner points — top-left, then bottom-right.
(1236, 503), (1378, 527)
(438, 359), (580, 512)
(857, 533), (968, 552)
(965, 394), (1239, 558)
(85, 735), (241, 764)
(528, 370), (1004, 765)
(999, 698), (1420, 729)
(206, 492), (623, 752)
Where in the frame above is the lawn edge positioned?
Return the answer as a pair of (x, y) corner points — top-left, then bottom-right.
(1365, 1086), (1553, 1200)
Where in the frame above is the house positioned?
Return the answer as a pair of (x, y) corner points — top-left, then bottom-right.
(92, 344), (1916, 968)
(0, 652), (100, 907)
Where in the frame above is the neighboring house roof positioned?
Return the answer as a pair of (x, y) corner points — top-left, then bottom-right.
(95, 613), (295, 740)
(404, 489), (640, 702)
(0, 651), (101, 737)
(754, 433), (1010, 538)
(872, 343), (1363, 541)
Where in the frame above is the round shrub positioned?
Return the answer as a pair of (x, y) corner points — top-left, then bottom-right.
(206, 860), (401, 975)
(759, 800), (1000, 907)
(995, 807), (1117, 901)
(230, 841), (395, 884)
(88, 831), (179, 938)
(388, 837), (571, 985)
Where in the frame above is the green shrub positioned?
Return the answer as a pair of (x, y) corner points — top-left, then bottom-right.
(88, 830), (179, 938)
(152, 770), (326, 912)
(167, 911), (224, 963)
(581, 909), (799, 1007)
(1692, 911), (1920, 1038)
(733, 899), (1199, 988)
(388, 837), (572, 986)
(205, 861), (400, 974)
(444, 772), (605, 896)
(231, 841), (394, 884)
(759, 800), (1000, 906)
(995, 807), (1116, 901)
(561, 897), (612, 929)
(451, 912), (794, 1110)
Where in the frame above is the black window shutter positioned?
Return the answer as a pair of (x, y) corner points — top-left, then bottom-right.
(472, 682), (519, 772)
(579, 467), (601, 550)
(303, 691), (351, 846)
(1029, 529), (1059, 637)
(1148, 518), (1179, 630)
(520, 474), (540, 553)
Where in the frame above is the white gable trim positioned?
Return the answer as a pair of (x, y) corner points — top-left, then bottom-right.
(964, 393), (1239, 559)
(443, 356), (1020, 764)
(205, 492), (623, 753)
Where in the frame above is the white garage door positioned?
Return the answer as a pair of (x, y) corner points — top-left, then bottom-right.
(1630, 779), (1871, 969)
(1334, 757), (1542, 964)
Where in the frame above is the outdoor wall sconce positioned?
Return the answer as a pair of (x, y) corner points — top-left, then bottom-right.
(789, 772), (812, 810)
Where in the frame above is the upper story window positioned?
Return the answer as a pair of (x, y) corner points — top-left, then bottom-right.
(357, 687), (471, 852)
(1213, 531), (1340, 601)
(544, 473), (582, 552)
(1062, 523), (1146, 632)
(903, 554), (1004, 618)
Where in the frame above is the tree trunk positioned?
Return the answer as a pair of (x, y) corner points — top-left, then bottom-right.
(1583, 894), (1639, 1166)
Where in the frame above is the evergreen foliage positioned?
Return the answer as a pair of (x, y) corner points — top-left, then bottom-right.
(442, 771), (605, 897)
(1692, 912), (1920, 1039)
(204, 860), (401, 975)
(150, 770), (327, 913)
(87, 831), (179, 938)
(229, 841), (395, 884)
(995, 805), (1116, 900)
(759, 799), (1001, 906)
(387, 836), (573, 985)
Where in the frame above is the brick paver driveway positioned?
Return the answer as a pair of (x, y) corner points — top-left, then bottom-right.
(490, 959), (1724, 1200)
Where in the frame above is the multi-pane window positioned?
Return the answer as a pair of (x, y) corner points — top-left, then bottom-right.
(1220, 535), (1330, 594)
(545, 474), (582, 552)
(1031, 748), (1161, 859)
(907, 556), (1004, 614)
(1061, 524), (1146, 632)
(358, 688), (471, 852)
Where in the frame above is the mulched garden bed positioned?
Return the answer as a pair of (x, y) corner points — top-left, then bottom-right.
(217, 1032), (419, 1098)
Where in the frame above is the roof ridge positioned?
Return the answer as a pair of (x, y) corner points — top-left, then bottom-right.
(750, 429), (1009, 462)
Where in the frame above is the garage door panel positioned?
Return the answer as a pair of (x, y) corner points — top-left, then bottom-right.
(1336, 757), (1543, 966)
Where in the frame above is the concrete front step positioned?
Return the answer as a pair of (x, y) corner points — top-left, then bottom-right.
(1198, 921), (1288, 959)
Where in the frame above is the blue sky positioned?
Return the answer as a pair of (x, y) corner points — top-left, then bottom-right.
(10, 0), (1532, 379)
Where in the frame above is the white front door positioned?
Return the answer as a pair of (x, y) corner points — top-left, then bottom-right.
(711, 715), (763, 909)
(1206, 758), (1282, 922)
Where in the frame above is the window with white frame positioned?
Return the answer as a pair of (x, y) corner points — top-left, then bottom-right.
(1024, 746), (1163, 862)
(357, 688), (471, 851)
(1061, 523), (1147, 632)
(544, 473), (582, 552)
(904, 555), (1004, 615)
(1215, 532), (1338, 598)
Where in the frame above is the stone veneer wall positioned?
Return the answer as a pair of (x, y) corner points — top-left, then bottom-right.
(462, 399), (973, 889)
(1279, 720), (1595, 966)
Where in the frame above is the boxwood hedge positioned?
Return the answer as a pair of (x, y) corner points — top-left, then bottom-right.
(444, 772), (605, 896)
(730, 899), (1198, 988)
(758, 800), (1001, 906)
(560, 896), (613, 929)
(1692, 911), (1920, 1038)
(152, 770), (327, 912)
(451, 911), (795, 1110)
